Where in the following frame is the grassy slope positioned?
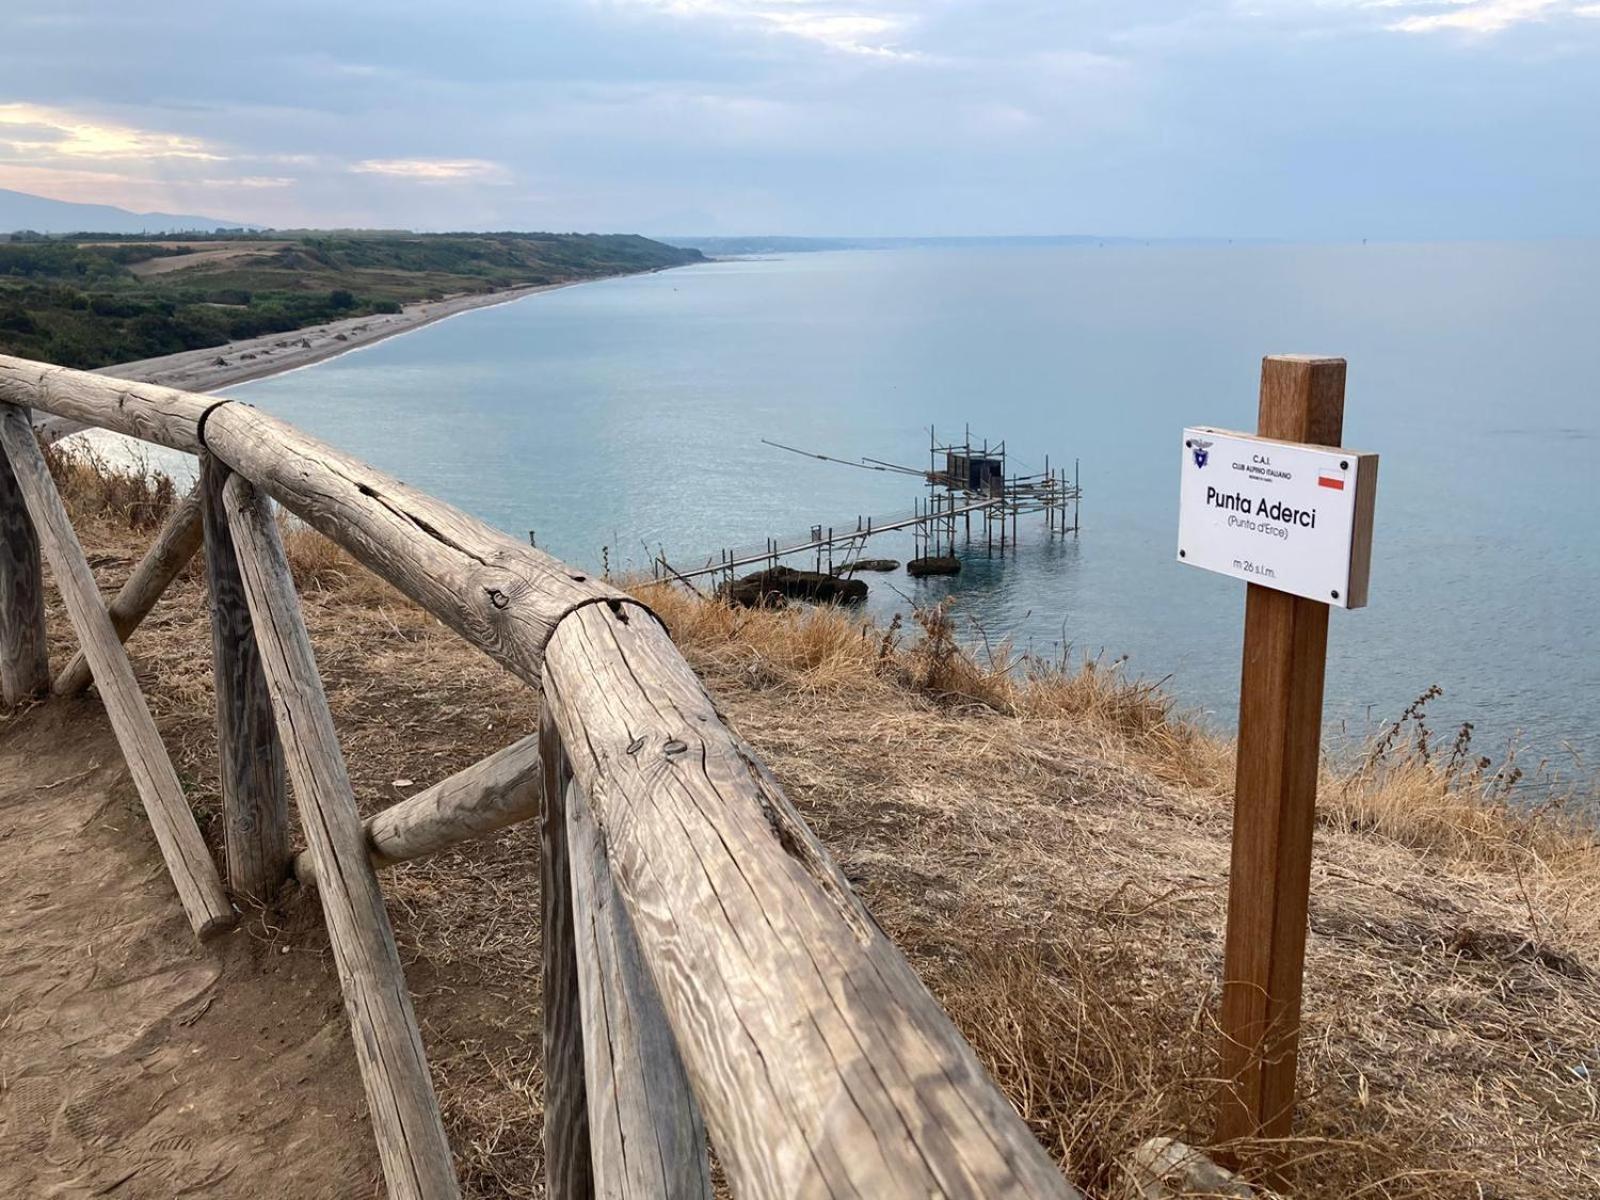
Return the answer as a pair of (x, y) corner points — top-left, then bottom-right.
(0, 232), (704, 368)
(14, 449), (1600, 1199)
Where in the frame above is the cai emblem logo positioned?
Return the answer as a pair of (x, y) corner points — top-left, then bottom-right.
(1186, 437), (1212, 469)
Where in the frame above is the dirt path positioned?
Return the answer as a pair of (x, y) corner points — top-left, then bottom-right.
(0, 704), (380, 1198)
(124, 244), (290, 278)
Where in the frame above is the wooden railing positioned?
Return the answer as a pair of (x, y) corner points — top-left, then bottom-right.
(0, 353), (1082, 1199)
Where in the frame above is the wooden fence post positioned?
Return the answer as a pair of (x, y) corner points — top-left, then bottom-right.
(221, 473), (458, 1199)
(0, 411), (48, 706)
(540, 706), (594, 1200)
(201, 454), (289, 902)
(1214, 355), (1346, 1154)
(567, 775), (712, 1199)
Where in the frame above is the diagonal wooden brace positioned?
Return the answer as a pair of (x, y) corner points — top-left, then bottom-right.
(54, 483), (204, 696)
(0, 403), (232, 938)
(221, 471), (459, 1200)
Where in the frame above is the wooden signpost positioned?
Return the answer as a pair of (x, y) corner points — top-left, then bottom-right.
(1177, 355), (1379, 1158)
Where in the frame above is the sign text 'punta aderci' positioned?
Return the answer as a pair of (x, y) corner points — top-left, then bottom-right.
(1176, 426), (1377, 609)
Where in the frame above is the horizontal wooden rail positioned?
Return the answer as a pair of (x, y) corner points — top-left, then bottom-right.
(0, 357), (217, 453)
(0, 352), (1081, 1199)
(294, 732), (542, 885)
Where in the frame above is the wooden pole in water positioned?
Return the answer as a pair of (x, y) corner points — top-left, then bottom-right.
(0, 411), (48, 706)
(1214, 355), (1347, 1160)
(1045, 456), (1052, 534)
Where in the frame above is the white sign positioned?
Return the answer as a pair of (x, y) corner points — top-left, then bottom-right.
(1176, 426), (1376, 608)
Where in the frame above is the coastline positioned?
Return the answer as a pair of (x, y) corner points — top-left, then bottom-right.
(101, 280), (578, 394)
(32, 279), (586, 448)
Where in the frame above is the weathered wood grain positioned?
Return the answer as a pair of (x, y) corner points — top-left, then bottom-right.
(540, 709), (594, 1200)
(543, 602), (1079, 1199)
(567, 774), (712, 1200)
(0, 417), (48, 706)
(201, 455), (289, 902)
(294, 733), (542, 886)
(221, 472), (459, 1200)
(1214, 356), (1344, 1154)
(0, 403), (232, 937)
(0, 354), (216, 453)
(54, 484), (204, 695)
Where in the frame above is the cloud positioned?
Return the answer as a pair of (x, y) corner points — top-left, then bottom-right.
(759, 11), (917, 57)
(610, 1), (921, 58)
(198, 176), (296, 189)
(1234, 0), (1594, 36)
(0, 0), (1595, 236)
(1381, 0), (1567, 33)
(351, 158), (509, 182)
(0, 103), (223, 161)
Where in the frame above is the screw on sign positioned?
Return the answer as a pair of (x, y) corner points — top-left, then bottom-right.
(1176, 356), (1379, 1166)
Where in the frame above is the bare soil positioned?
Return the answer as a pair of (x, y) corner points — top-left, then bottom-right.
(122, 243), (292, 278)
(0, 704), (381, 1198)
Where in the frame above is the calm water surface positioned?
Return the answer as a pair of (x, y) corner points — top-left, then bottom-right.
(231, 243), (1600, 771)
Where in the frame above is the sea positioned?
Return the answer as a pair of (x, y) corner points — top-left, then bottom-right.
(223, 241), (1599, 777)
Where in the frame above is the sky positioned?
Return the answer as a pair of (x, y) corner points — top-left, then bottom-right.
(1, 1), (1597, 239)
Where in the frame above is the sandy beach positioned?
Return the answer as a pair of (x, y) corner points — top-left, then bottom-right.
(98, 281), (574, 395)
(31, 281), (575, 451)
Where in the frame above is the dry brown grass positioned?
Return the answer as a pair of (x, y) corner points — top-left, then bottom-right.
(639, 579), (1600, 872)
(12, 451), (1600, 1199)
(633, 582), (1600, 1198)
(44, 441), (178, 533)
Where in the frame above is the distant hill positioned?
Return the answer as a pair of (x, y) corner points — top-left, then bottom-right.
(0, 230), (704, 369)
(0, 188), (248, 235)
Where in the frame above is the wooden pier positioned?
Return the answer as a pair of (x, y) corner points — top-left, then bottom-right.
(657, 426), (1082, 587)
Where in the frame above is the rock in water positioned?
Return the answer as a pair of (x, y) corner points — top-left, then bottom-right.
(723, 566), (868, 608)
(906, 555), (960, 577)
